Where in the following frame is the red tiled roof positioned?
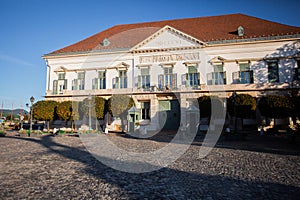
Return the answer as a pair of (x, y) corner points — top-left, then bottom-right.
(48, 13), (300, 55)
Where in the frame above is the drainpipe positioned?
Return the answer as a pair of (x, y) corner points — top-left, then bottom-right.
(46, 59), (51, 92)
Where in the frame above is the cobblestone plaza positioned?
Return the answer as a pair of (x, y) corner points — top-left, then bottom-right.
(0, 132), (299, 199)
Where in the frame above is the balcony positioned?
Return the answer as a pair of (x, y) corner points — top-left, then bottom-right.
(181, 73), (200, 90)
(232, 71), (254, 84)
(112, 77), (127, 89)
(136, 75), (151, 91)
(158, 73), (177, 91)
(207, 72), (226, 85)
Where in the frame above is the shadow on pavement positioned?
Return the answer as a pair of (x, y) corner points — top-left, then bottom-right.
(3, 134), (300, 199)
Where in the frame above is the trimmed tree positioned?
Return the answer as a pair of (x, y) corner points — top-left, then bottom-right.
(79, 96), (106, 130)
(80, 96), (106, 119)
(56, 101), (80, 129)
(107, 94), (134, 132)
(197, 95), (225, 119)
(258, 95), (294, 119)
(227, 93), (256, 119)
(32, 100), (58, 131)
(227, 93), (256, 129)
(107, 94), (134, 117)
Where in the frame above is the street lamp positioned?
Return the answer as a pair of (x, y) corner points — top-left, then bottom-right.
(26, 96), (35, 136)
(85, 94), (95, 132)
(232, 91), (237, 134)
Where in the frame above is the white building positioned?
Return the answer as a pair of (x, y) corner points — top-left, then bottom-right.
(43, 14), (300, 131)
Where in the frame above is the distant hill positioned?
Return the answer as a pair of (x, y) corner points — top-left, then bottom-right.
(0, 109), (28, 117)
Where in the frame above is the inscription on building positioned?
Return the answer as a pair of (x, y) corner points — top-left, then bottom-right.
(139, 53), (200, 64)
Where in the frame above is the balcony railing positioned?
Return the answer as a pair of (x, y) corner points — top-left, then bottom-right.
(232, 71), (254, 84)
(112, 77), (127, 89)
(181, 73), (200, 89)
(136, 75), (151, 91)
(158, 73), (177, 91)
(207, 72), (226, 85)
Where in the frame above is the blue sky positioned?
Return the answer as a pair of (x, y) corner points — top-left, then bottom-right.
(0, 0), (299, 110)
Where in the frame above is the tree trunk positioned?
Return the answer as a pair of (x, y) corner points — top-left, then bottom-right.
(47, 121), (50, 132)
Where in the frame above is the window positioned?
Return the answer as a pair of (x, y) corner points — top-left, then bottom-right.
(98, 71), (106, 89)
(268, 61), (279, 83)
(158, 66), (177, 90)
(186, 66), (199, 87)
(72, 79), (78, 90)
(58, 72), (65, 80)
(78, 72), (85, 90)
(233, 62), (254, 84)
(53, 73), (67, 94)
(72, 72), (85, 90)
(113, 70), (127, 89)
(92, 71), (106, 90)
(138, 67), (150, 89)
(141, 102), (150, 120)
(293, 68), (300, 81)
(119, 70), (127, 88)
(293, 60), (300, 81)
(207, 64), (226, 85)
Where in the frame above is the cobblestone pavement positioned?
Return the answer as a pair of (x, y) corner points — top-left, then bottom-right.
(0, 131), (299, 199)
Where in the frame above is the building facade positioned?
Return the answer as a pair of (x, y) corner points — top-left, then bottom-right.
(43, 14), (300, 131)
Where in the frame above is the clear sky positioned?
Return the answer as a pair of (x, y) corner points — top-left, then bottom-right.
(0, 0), (299, 110)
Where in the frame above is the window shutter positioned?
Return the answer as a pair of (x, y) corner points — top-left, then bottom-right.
(137, 76), (142, 88)
(250, 71), (254, 83)
(232, 72), (239, 84)
(172, 73), (177, 89)
(181, 74), (187, 86)
(146, 75), (150, 88)
(196, 72), (200, 86)
(158, 74), (164, 90)
(113, 77), (119, 89)
(92, 78), (98, 89)
(75, 79), (78, 90)
(64, 80), (68, 90)
(207, 73), (212, 85)
(223, 71), (227, 84)
(53, 80), (58, 94)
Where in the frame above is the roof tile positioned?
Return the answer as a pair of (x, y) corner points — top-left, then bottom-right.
(48, 13), (300, 55)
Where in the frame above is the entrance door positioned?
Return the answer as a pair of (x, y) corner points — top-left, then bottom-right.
(158, 100), (180, 130)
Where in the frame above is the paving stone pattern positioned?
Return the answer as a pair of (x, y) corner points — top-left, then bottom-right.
(0, 132), (299, 199)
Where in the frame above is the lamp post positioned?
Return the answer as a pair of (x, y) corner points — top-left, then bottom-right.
(232, 91), (237, 134)
(26, 96), (35, 136)
(86, 94), (95, 132)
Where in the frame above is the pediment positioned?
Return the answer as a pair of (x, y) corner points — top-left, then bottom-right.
(209, 56), (227, 64)
(54, 66), (67, 72)
(132, 26), (205, 51)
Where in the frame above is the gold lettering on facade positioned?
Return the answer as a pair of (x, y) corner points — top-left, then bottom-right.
(139, 53), (199, 64)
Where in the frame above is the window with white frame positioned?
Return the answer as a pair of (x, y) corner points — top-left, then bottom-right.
(72, 72), (85, 90)
(158, 65), (177, 90)
(141, 101), (150, 120)
(233, 62), (254, 84)
(119, 70), (127, 88)
(186, 65), (199, 87)
(53, 72), (67, 94)
(138, 67), (150, 89)
(267, 61), (279, 83)
(207, 63), (226, 85)
(92, 71), (106, 90)
(113, 70), (127, 89)
(293, 59), (300, 81)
